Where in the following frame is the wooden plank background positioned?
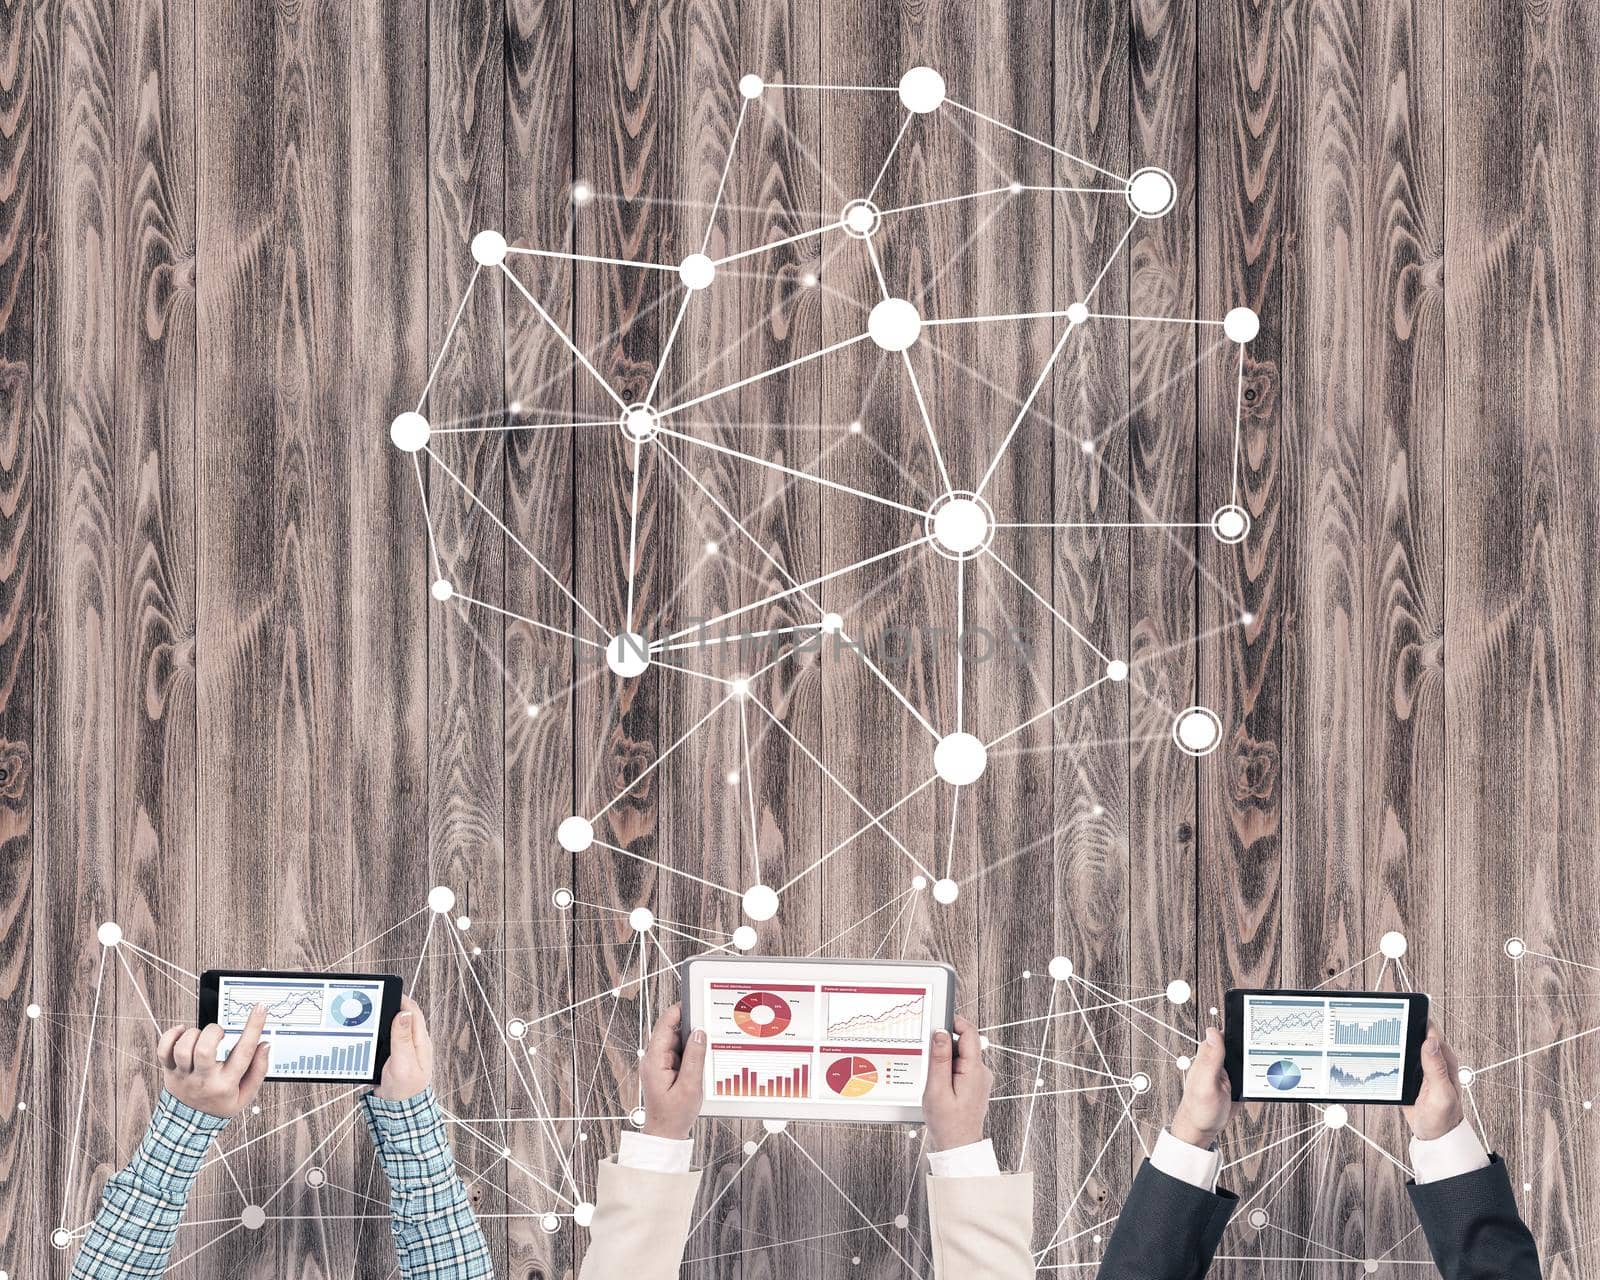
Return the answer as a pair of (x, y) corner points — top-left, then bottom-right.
(1, 2), (1598, 1278)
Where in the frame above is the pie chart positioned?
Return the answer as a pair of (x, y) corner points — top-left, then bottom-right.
(732, 990), (792, 1038)
(825, 1055), (878, 1099)
(330, 990), (374, 1028)
(1267, 1058), (1302, 1091)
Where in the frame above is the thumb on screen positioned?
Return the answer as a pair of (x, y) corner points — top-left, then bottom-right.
(1421, 1031), (1448, 1080)
(679, 1028), (708, 1084)
(930, 1029), (954, 1068)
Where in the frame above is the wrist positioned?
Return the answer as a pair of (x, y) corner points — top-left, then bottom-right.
(927, 1126), (984, 1153)
(641, 1121), (693, 1141)
(1169, 1112), (1221, 1150)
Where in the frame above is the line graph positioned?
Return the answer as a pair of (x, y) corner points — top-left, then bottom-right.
(221, 986), (324, 1026)
(824, 992), (925, 1043)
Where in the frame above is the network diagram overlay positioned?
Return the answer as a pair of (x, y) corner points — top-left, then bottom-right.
(14, 65), (1597, 1280)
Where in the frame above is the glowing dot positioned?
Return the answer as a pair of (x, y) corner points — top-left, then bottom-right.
(507, 1019), (527, 1040)
(1173, 707), (1223, 757)
(898, 66), (946, 114)
(606, 633), (651, 678)
(630, 1106), (647, 1127)
(26, 1003), (40, 1018)
(574, 1202), (595, 1229)
(455, 914), (471, 931)
(868, 298), (922, 351)
(679, 253), (716, 290)
(979, 1034), (991, 1050)
(630, 907), (655, 933)
(821, 612), (844, 634)
(1211, 504), (1250, 544)
(802, 272), (818, 287)
(731, 677), (750, 697)
(430, 579), (454, 603)
(841, 199), (882, 239)
(427, 886), (456, 914)
(1380, 931), (1408, 959)
(1224, 306), (1260, 344)
(472, 945), (481, 956)
(1364, 1262), (1379, 1275)
(932, 878), (960, 905)
(726, 770), (741, 786)
(1081, 438), (1095, 454)
(732, 926), (758, 951)
(1585, 1100), (1593, 1111)
(306, 1167), (326, 1188)
(762, 1118), (788, 1134)
(1166, 979), (1192, 1005)
(893, 1213), (911, 1230)
(525, 702), (540, 717)
(1022, 969), (1032, 979)
(1458, 1067), (1475, 1086)
(1131, 1072), (1151, 1094)
(1248, 1209), (1269, 1229)
(240, 1205), (267, 1230)
(1505, 937), (1526, 959)
(471, 230), (508, 266)
(848, 420), (863, 434)
(1523, 1181), (1532, 1192)
(1048, 956), (1074, 981)
(390, 411), (430, 452)
(739, 74), (765, 99)
(705, 540), (720, 555)
(742, 884), (780, 921)
(1176, 1055), (1193, 1071)
(1106, 659), (1129, 682)
(1126, 167), (1177, 218)
(552, 887), (575, 909)
(571, 182), (594, 205)
(1323, 1104), (1349, 1130)
(930, 497), (992, 556)
(934, 732), (988, 785)
(912, 875), (928, 891)
(1066, 301), (1089, 324)
(619, 403), (660, 443)
(1091, 804), (1105, 817)
(52, 1228), (73, 1249)
(743, 1140), (758, 1155)
(97, 921), (123, 947)
(1009, 180), (1025, 194)
(1241, 612), (1255, 625)
(540, 1213), (560, 1233)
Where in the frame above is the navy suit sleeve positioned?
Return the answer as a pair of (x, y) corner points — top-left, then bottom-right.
(1406, 1155), (1542, 1280)
(1096, 1160), (1238, 1280)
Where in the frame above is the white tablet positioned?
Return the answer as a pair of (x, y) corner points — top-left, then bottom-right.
(681, 955), (957, 1123)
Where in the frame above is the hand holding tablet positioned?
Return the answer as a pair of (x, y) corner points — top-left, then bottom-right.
(199, 970), (404, 1085)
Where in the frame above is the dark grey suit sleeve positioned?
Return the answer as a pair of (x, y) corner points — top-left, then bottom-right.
(1406, 1155), (1542, 1280)
(1096, 1160), (1238, 1280)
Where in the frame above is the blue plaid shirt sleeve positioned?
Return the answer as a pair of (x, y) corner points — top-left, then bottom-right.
(68, 1089), (230, 1279)
(361, 1086), (494, 1278)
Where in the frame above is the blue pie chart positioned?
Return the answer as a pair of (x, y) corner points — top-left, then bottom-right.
(1266, 1058), (1302, 1091)
(331, 990), (374, 1027)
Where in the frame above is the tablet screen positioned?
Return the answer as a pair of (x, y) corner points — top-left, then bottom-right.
(1240, 993), (1411, 1101)
(215, 974), (389, 1081)
(691, 961), (951, 1116)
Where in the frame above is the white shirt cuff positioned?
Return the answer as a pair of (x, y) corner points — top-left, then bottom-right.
(617, 1131), (694, 1174)
(927, 1137), (1001, 1178)
(1409, 1119), (1490, 1184)
(1151, 1129), (1223, 1192)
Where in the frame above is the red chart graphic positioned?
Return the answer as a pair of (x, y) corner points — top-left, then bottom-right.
(732, 990), (792, 1038)
(825, 1055), (879, 1098)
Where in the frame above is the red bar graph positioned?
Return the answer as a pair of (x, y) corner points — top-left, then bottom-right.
(714, 1061), (810, 1098)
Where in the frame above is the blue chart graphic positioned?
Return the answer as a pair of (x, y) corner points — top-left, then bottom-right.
(1329, 1061), (1401, 1090)
(1251, 1008), (1325, 1042)
(331, 989), (374, 1027)
(269, 1036), (373, 1076)
(1332, 1016), (1402, 1047)
(1267, 1059), (1304, 1091)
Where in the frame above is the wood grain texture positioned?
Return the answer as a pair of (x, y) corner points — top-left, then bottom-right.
(6, 1), (1600, 1277)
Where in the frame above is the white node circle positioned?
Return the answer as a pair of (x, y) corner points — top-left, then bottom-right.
(1106, 659), (1129, 682)
(1176, 1055), (1193, 1071)
(912, 874), (928, 891)
(868, 298), (922, 351)
(1248, 1208), (1269, 1230)
(431, 578), (453, 602)
(619, 403), (660, 443)
(893, 1213), (911, 1230)
(1066, 301), (1090, 325)
(1380, 930), (1409, 959)
(574, 1202), (596, 1229)
(97, 921), (123, 947)
(471, 229), (508, 266)
(931, 497), (991, 556)
(1126, 167), (1177, 219)
(630, 1106), (647, 1127)
(1130, 1072), (1152, 1094)
(841, 199), (882, 239)
(679, 253), (716, 290)
(1211, 504), (1250, 543)
(732, 925), (758, 951)
(1166, 979), (1192, 1005)
(455, 914), (471, 930)
(507, 1018), (527, 1040)
(1323, 1104), (1350, 1130)
(898, 66), (946, 113)
(606, 632), (651, 678)
(932, 878), (960, 905)
(389, 411), (431, 453)
(742, 884), (780, 922)
(1458, 1066), (1476, 1086)
(571, 182), (593, 205)
(934, 732), (988, 785)
(240, 1205), (267, 1231)
(1364, 1262), (1380, 1275)
(738, 74), (765, 99)
(552, 887), (575, 909)
(1505, 937), (1526, 959)
(26, 1002), (40, 1018)
(540, 1212), (561, 1234)
(762, 1118), (788, 1134)
(427, 886), (456, 914)
(306, 1167), (326, 1188)
(629, 907), (655, 933)
(558, 816), (594, 853)
(821, 612), (844, 635)
(1224, 306), (1260, 344)
(1173, 706), (1223, 757)
(1048, 956), (1074, 981)
(52, 1228), (73, 1249)
(743, 1139), (759, 1155)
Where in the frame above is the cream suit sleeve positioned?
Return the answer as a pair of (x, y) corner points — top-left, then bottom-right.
(925, 1171), (1036, 1279)
(576, 1157), (703, 1280)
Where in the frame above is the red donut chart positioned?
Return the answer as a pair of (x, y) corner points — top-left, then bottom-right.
(732, 990), (792, 1038)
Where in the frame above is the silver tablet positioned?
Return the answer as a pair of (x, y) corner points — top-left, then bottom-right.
(681, 954), (957, 1124)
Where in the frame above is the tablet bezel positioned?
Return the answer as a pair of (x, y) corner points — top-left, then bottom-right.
(198, 969), (402, 1085)
(1223, 988), (1430, 1106)
(682, 955), (956, 1124)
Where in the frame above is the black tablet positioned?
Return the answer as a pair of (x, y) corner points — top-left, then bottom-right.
(198, 970), (402, 1085)
(1224, 989), (1429, 1106)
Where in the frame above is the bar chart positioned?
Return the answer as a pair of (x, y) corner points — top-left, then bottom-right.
(711, 1047), (812, 1099)
(266, 1036), (373, 1077)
